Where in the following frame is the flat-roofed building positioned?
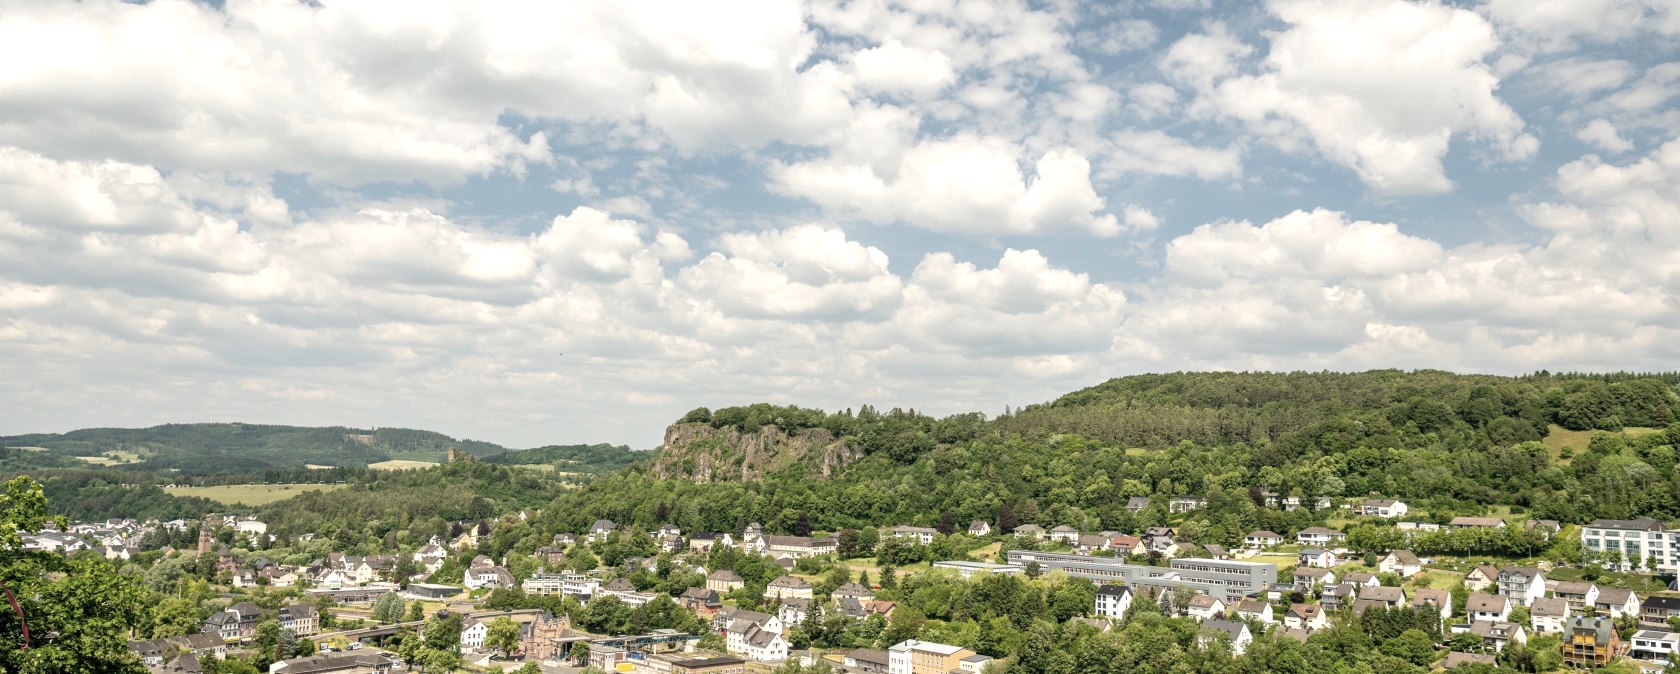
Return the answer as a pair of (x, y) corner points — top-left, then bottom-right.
(1006, 550), (1275, 603)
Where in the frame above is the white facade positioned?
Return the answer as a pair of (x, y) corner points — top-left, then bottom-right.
(1582, 518), (1678, 573)
(1094, 585), (1133, 620)
(460, 620), (486, 649)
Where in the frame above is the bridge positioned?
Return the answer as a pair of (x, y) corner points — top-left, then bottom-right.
(310, 608), (547, 645)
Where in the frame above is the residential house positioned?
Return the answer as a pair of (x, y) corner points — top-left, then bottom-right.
(1108, 534), (1145, 557)
(1125, 497), (1151, 513)
(461, 618), (488, 649)
(522, 572), (566, 596)
(1233, 599), (1274, 624)
(589, 519), (617, 543)
(1563, 615), (1621, 667)
(1204, 544), (1230, 560)
(269, 653), (393, 674)
(1352, 586), (1406, 615)
(762, 535), (837, 559)
(278, 604), (318, 636)
(1186, 595), (1226, 621)
(1343, 572), (1379, 588)
(1292, 567), (1335, 593)
(1295, 528), (1345, 546)
(967, 521), (992, 537)
(1552, 581), (1599, 614)
(767, 575), (813, 600)
(1450, 517), (1505, 530)
(1244, 531), (1283, 549)
(886, 639), (979, 674)
(1283, 604), (1326, 631)
(1094, 584), (1134, 620)
(1525, 519), (1562, 536)
(1048, 525), (1081, 545)
(1298, 548), (1338, 569)
(739, 625), (788, 663)
(777, 598), (811, 626)
(1197, 620), (1253, 656)
(1629, 630), (1680, 664)
(1378, 550), (1422, 578)
(1496, 567), (1546, 607)
(1467, 622), (1527, 652)
(888, 526), (938, 546)
(200, 601), (261, 643)
(1468, 593), (1511, 623)
(1530, 597), (1569, 635)
(1012, 524), (1046, 540)
(845, 649), (890, 674)
(1359, 499), (1408, 518)
(722, 610), (784, 662)
(168, 633), (226, 662)
(708, 570), (744, 593)
(1412, 588), (1452, 622)
(1464, 565), (1501, 593)
(833, 581), (873, 603)
(1594, 587), (1640, 618)
(1169, 496), (1207, 514)
(464, 565), (514, 590)
(128, 639), (173, 667)
(1075, 534), (1109, 555)
(688, 533), (718, 554)
(1641, 595), (1680, 628)
(680, 588), (724, 617)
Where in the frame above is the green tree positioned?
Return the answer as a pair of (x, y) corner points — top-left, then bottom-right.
(485, 616), (522, 658)
(1380, 628), (1437, 666)
(571, 641), (591, 665)
(0, 476), (149, 674)
(372, 592), (406, 624)
(424, 613), (463, 653)
(150, 596), (204, 638)
(408, 601), (426, 622)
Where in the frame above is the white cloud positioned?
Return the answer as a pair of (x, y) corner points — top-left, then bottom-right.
(1483, 0), (1680, 52)
(1165, 209), (1443, 284)
(850, 39), (957, 97)
(678, 226), (903, 321)
(1106, 129), (1243, 181)
(1187, 0), (1536, 194)
(1576, 119), (1634, 153)
(1160, 24), (1253, 90)
(773, 136), (1121, 236)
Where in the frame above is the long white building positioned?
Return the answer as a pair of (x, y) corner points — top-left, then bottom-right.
(1582, 517), (1678, 573)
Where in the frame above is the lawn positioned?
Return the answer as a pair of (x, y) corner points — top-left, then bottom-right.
(1249, 554), (1301, 570)
(164, 483), (348, 506)
(969, 542), (1002, 562)
(1547, 567), (1671, 595)
(368, 459), (439, 471)
(1402, 569), (1465, 591)
(73, 450), (143, 466)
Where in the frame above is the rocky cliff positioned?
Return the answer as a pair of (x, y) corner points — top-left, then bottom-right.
(652, 423), (862, 482)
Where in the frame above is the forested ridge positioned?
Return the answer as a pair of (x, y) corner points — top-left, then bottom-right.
(539, 370), (1680, 542)
(0, 422), (510, 475)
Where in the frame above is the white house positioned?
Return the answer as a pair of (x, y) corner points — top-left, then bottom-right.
(1244, 531), (1283, 549)
(1530, 597), (1568, 635)
(460, 619), (487, 650)
(1295, 528), (1345, 546)
(1298, 548), (1338, 568)
(1468, 593), (1511, 623)
(1358, 499), (1408, 518)
(1233, 599), (1274, 624)
(1094, 584), (1133, 620)
(1496, 567), (1546, 607)
(1630, 630), (1680, 664)
(967, 521), (992, 537)
(1198, 620), (1253, 656)
(1594, 587), (1641, 618)
(766, 575), (813, 600)
(1186, 595), (1225, 621)
(1048, 525), (1081, 544)
(887, 526), (937, 546)
(1284, 604), (1326, 631)
(1378, 550), (1422, 578)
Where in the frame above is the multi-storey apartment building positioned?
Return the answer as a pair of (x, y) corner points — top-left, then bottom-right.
(1581, 517), (1676, 572)
(1005, 551), (1276, 603)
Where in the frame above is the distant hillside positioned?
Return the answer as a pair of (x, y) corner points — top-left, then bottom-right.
(483, 443), (647, 475)
(0, 423), (509, 476)
(540, 370), (1680, 537)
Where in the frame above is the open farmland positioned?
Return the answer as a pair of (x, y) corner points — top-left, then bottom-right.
(164, 483), (347, 506)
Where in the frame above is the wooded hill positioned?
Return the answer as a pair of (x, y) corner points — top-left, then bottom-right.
(537, 370), (1680, 545)
(0, 423), (510, 475)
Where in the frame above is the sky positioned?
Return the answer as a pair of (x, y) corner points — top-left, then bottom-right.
(1, 0), (1678, 449)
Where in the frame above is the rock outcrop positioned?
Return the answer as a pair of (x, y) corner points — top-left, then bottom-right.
(652, 423), (861, 482)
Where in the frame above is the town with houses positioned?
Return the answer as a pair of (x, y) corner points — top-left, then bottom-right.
(17, 492), (1680, 674)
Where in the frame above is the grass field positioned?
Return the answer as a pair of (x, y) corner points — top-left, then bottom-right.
(368, 459), (439, 471)
(1248, 554), (1300, 570)
(165, 483), (347, 506)
(73, 450), (143, 466)
(1543, 424), (1661, 463)
(1402, 568), (1465, 591)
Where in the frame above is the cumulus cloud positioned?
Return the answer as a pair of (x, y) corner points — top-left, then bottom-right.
(1182, 0), (1536, 194)
(1483, 0), (1680, 52)
(773, 136), (1121, 236)
(1576, 119), (1635, 153)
